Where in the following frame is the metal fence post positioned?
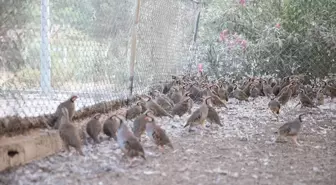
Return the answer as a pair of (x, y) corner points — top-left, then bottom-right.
(40, 0), (52, 94)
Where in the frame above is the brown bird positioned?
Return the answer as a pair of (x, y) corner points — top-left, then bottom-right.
(132, 110), (154, 140)
(145, 113), (174, 152)
(171, 96), (191, 117)
(210, 84), (228, 103)
(59, 108), (84, 156)
(256, 79), (264, 95)
(206, 106), (222, 127)
(170, 87), (183, 104)
(52, 95), (78, 129)
(296, 89), (317, 108)
(217, 84), (229, 102)
(184, 96), (212, 132)
(277, 83), (294, 105)
(242, 78), (254, 97)
(207, 88), (228, 108)
(226, 80), (235, 94)
(322, 81), (336, 101)
(280, 76), (291, 90)
(103, 114), (121, 141)
(181, 84), (189, 95)
(232, 86), (249, 102)
(154, 90), (174, 112)
(268, 77), (278, 88)
(305, 85), (316, 100)
(272, 84), (281, 96)
(276, 77), (293, 98)
(268, 96), (281, 121)
(162, 81), (175, 94)
(187, 83), (204, 102)
(262, 80), (273, 97)
(134, 96), (147, 113)
(209, 83), (219, 94)
(290, 80), (300, 98)
(183, 92), (194, 114)
(125, 101), (143, 120)
(143, 95), (173, 118)
(249, 85), (260, 100)
(275, 114), (307, 146)
(117, 118), (146, 164)
(316, 89), (325, 106)
(139, 101), (147, 113)
(86, 113), (102, 144)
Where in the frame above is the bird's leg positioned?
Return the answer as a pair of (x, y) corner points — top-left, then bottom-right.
(76, 148), (84, 156)
(294, 102), (300, 108)
(60, 144), (70, 157)
(188, 126), (195, 133)
(291, 136), (301, 146)
(64, 144), (70, 152)
(270, 111), (276, 121)
(158, 145), (165, 153)
(127, 157), (136, 168)
(275, 135), (286, 143)
(201, 120), (210, 131)
(120, 151), (129, 162)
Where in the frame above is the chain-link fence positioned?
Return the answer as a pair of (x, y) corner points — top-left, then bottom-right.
(2, 0), (334, 119)
(0, 0), (198, 118)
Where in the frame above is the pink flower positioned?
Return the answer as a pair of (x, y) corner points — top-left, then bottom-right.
(235, 37), (242, 44)
(239, 0), (246, 6)
(198, 63), (203, 72)
(219, 29), (229, 42)
(241, 40), (247, 50)
(275, 23), (281, 28)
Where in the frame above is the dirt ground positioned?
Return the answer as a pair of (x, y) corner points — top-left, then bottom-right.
(1, 97), (335, 185)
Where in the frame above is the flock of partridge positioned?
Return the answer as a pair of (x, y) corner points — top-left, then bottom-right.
(47, 73), (336, 165)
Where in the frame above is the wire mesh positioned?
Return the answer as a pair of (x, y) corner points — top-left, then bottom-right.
(0, 0), (197, 117)
(133, 0), (196, 93)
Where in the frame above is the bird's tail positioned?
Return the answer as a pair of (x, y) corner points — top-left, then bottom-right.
(48, 115), (58, 127)
(141, 153), (146, 160)
(183, 122), (189, 128)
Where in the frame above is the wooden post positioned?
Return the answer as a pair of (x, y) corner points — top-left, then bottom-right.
(193, 10), (201, 42)
(129, 0), (141, 96)
(190, 10), (201, 73)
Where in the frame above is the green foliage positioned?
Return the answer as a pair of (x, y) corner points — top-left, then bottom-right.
(7, 68), (41, 89)
(200, 0), (336, 79)
(0, 0), (40, 72)
(0, 0), (134, 90)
